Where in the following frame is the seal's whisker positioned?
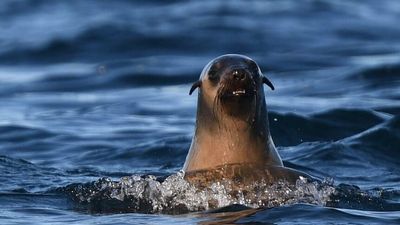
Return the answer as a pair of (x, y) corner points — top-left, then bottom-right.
(213, 83), (225, 130)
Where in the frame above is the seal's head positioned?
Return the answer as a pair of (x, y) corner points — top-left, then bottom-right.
(189, 54), (274, 123)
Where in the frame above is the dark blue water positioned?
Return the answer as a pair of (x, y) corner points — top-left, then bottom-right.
(1, 0), (400, 224)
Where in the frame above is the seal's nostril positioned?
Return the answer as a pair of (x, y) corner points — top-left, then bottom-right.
(233, 70), (246, 80)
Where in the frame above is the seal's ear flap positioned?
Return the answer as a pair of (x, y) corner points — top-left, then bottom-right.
(189, 80), (202, 95)
(262, 76), (275, 90)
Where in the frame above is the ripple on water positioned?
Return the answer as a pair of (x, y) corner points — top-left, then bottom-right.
(58, 172), (336, 214)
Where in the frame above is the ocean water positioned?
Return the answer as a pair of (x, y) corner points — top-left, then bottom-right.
(1, 0), (400, 224)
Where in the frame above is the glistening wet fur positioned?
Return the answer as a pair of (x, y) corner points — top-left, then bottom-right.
(183, 54), (283, 174)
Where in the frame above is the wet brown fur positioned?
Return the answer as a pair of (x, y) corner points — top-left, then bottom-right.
(183, 54), (309, 186)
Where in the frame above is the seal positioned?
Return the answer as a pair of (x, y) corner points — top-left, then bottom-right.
(183, 54), (310, 188)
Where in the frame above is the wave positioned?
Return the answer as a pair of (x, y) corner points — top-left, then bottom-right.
(0, 124), (55, 142)
(55, 172), (335, 214)
(31, 71), (198, 92)
(239, 204), (400, 224)
(1, 0), (399, 67)
(280, 115), (400, 187)
(347, 63), (400, 91)
(55, 171), (400, 214)
(344, 115), (400, 165)
(269, 108), (386, 147)
(0, 109), (395, 175)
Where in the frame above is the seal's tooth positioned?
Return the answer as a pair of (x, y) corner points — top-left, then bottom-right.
(232, 90), (246, 95)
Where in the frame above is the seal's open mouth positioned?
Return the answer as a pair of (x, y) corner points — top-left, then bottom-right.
(232, 90), (246, 96)
(221, 88), (256, 98)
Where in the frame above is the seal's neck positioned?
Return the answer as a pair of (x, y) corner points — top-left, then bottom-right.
(183, 91), (282, 172)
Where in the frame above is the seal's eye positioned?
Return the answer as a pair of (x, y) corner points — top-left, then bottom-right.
(208, 66), (219, 82)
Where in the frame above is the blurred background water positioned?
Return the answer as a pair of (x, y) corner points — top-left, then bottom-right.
(0, 0), (400, 224)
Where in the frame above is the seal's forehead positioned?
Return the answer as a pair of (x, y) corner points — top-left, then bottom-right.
(210, 54), (255, 68)
(200, 54), (259, 79)
(201, 54), (258, 78)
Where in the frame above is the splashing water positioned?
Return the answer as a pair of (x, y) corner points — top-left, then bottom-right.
(58, 171), (336, 214)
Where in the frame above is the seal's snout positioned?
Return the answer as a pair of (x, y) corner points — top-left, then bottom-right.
(226, 68), (252, 83)
(218, 67), (255, 99)
(232, 69), (247, 81)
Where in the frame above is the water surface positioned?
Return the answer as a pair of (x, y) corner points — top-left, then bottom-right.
(1, 0), (400, 224)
